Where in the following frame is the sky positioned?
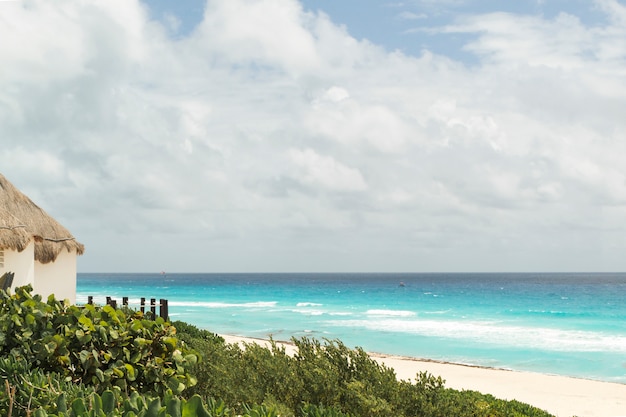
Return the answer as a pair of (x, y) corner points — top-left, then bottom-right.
(1, 0), (626, 273)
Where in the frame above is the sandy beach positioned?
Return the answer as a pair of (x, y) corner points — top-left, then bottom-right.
(221, 334), (626, 417)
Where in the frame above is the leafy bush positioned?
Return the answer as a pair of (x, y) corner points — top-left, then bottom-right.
(170, 320), (224, 344)
(7, 388), (229, 417)
(0, 361), (233, 417)
(0, 355), (96, 416)
(0, 286), (198, 396)
(301, 404), (352, 417)
(176, 322), (554, 417)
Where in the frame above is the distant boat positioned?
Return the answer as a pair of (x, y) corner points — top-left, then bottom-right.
(399, 282), (405, 287)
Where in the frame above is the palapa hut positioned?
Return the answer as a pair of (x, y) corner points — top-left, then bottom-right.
(0, 173), (84, 303)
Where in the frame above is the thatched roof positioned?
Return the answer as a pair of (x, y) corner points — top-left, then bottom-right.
(0, 173), (84, 264)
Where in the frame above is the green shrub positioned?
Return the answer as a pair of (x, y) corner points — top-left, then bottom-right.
(176, 322), (554, 417)
(171, 320), (224, 344)
(0, 286), (198, 396)
(0, 355), (96, 417)
(32, 390), (217, 417)
(301, 404), (352, 417)
(0, 355), (226, 417)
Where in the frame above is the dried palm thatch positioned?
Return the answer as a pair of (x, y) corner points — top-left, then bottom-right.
(0, 173), (84, 264)
(0, 208), (31, 252)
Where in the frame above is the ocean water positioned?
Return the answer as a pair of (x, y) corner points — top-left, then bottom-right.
(77, 272), (626, 384)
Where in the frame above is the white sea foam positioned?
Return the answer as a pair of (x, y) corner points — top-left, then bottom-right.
(168, 301), (278, 309)
(330, 318), (626, 353)
(292, 309), (325, 316)
(296, 302), (323, 307)
(366, 309), (416, 317)
(423, 309), (451, 315)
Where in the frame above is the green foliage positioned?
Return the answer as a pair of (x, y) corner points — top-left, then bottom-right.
(202, 397), (231, 417)
(170, 321), (223, 345)
(0, 355), (96, 416)
(16, 390), (273, 417)
(0, 365), (225, 417)
(177, 322), (554, 417)
(30, 391), (215, 416)
(242, 403), (280, 417)
(181, 331), (295, 412)
(286, 338), (398, 416)
(0, 286), (197, 396)
(300, 404), (352, 417)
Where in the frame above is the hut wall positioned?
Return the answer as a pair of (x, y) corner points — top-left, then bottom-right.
(2, 243), (35, 289)
(34, 249), (77, 303)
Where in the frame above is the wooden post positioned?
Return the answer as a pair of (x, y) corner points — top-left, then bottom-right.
(160, 299), (168, 320)
(110, 299), (117, 309)
(106, 296), (112, 306)
(122, 297), (128, 307)
(150, 298), (156, 318)
(140, 297), (146, 313)
(87, 296), (93, 305)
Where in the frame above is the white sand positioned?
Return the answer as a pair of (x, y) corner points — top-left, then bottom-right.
(220, 334), (626, 417)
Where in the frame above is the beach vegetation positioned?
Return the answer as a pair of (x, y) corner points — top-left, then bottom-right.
(0, 286), (555, 416)
(0, 285), (197, 396)
(175, 321), (555, 417)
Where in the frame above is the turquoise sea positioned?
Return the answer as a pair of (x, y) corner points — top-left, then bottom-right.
(77, 273), (626, 384)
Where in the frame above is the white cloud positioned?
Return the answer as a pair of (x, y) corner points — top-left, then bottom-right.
(444, 2), (626, 73)
(1, 0), (626, 272)
(322, 86), (350, 102)
(194, 0), (320, 74)
(288, 148), (368, 192)
(397, 11), (427, 20)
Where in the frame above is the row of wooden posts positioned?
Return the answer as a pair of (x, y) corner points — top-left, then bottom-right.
(87, 296), (169, 321)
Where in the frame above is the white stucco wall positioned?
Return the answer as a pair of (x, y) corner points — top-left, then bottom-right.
(1, 243), (35, 289)
(34, 249), (77, 303)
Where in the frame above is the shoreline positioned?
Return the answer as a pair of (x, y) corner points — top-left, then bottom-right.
(220, 334), (626, 417)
